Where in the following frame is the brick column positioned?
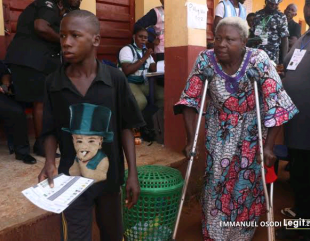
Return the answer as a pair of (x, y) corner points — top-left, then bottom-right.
(164, 0), (207, 152)
(80, 0), (96, 14)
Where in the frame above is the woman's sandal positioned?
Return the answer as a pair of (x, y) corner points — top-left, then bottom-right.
(281, 207), (297, 218)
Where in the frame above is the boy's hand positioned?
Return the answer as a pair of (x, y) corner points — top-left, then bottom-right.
(125, 173), (140, 209)
(38, 162), (58, 188)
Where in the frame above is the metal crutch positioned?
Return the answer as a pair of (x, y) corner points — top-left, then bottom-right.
(172, 68), (214, 241)
(247, 69), (275, 241)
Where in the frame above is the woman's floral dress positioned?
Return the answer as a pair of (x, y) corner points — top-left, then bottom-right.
(174, 48), (298, 241)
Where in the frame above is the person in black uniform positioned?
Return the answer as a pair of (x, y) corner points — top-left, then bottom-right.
(38, 10), (144, 240)
(0, 61), (36, 164)
(5, 0), (81, 156)
(284, 4), (301, 49)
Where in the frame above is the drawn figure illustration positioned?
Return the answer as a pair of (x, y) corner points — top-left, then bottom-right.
(62, 103), (114, 183)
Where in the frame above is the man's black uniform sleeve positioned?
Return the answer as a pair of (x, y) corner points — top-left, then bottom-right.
(41, 76), (57, 139)
(134, 9), (157, 31)
(35, 0), (59, 25)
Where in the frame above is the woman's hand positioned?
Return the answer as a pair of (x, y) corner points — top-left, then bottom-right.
(183, 143), (192, 159)
(263, 146), (277, 167)
(256, 147), (277, 167)
(143, 48), (153, 60)
(183, 141), (199, 160)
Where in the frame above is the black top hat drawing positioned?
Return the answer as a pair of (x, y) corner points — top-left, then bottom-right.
(62, 103), (114, 142)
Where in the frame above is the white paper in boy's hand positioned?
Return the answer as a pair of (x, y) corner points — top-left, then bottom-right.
(156, 60), (165, 73)
(22, 174), (94, 214)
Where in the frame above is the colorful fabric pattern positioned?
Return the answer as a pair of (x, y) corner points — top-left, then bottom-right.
(252, 9), (289, 64)
(175, 48), (298, 241)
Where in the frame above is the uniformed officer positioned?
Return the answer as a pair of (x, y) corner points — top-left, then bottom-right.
(251, 0), (289, 64)
(0, 61), (36, 164)
(5, 0), (81, 157)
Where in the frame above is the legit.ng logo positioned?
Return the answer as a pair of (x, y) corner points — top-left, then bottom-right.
(284, 219), (310, 230)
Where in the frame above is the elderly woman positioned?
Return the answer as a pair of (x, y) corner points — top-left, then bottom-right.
(174, 17), (298, 240)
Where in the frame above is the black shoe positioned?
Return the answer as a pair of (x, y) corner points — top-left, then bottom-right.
(15, 154), (37, 165)
(8, 146), (14, 155)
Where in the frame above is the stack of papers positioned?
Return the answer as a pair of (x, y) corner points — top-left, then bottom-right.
(22, 174), (94, 214)
(145, 60), (165, 78)
(156, 60), (165, 74)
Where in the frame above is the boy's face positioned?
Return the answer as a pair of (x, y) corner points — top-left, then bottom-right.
(72, 135), (103, 162)
(60, 16), (100, 63)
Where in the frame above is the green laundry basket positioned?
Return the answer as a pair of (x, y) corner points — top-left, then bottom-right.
(122, 165), (184, 241)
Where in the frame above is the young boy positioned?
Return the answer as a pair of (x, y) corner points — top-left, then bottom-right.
(38, 10), (145, 241)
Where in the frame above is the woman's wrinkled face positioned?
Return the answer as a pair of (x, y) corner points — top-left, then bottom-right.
(73, 135), (103, 162)
(214, 25), (246, 63)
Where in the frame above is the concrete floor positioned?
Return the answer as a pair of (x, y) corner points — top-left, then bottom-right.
(0, 137), (185, 237)
(0, 132), (295, 240)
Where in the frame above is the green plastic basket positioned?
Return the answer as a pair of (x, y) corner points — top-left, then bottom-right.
(122, 165), (184, 241)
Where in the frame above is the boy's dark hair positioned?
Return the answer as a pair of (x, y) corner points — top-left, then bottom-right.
(63, 10), (100, 34)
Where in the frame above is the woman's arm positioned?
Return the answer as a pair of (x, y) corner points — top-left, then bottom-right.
(182, 107), (197, 158)
(263, 126), (281, 167)
(149, 63), (156, 72)
(121, 49), (153, 76)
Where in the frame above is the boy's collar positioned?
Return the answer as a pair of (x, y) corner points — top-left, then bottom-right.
(50, 59), (112, 92)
